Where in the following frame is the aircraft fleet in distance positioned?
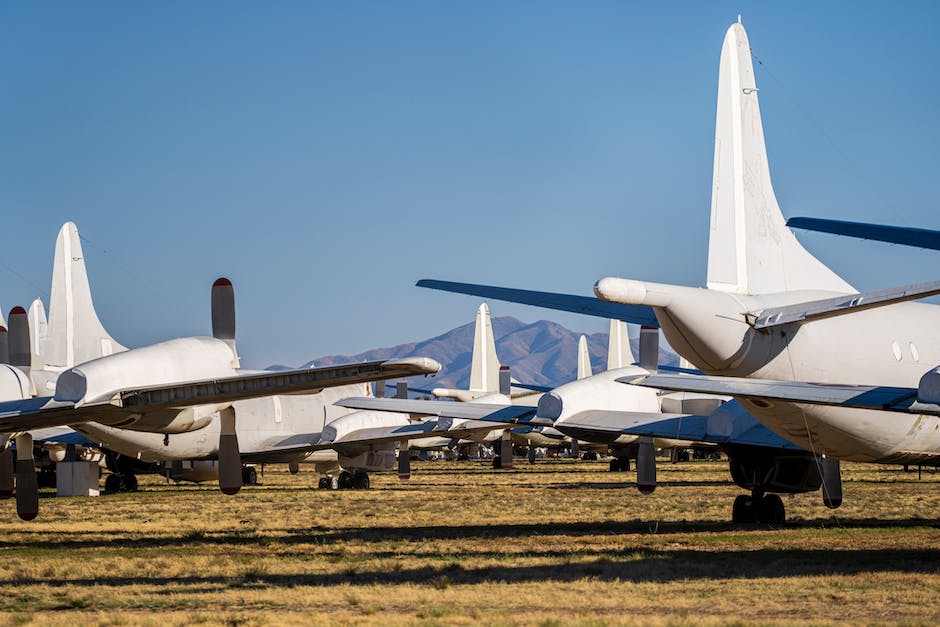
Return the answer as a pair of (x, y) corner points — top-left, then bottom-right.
(4, 20), (937, 526)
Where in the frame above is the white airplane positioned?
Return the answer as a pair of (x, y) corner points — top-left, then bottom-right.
(408, 20), (940, 522)
(0, 223), (445, 519)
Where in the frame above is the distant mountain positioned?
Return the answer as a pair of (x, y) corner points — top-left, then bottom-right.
(272, 316), (678, 390)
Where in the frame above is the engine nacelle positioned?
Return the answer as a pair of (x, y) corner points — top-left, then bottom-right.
(0, 365), (31, 402)
(53, 337), (235, 433)
(320, 410), (411, 446)
(541, 367), (660, 423)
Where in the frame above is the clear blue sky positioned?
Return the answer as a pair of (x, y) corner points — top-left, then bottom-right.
(1, 1), (938, 367)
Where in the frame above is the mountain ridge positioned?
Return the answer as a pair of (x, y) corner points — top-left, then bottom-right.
(270, 316), (678, 390)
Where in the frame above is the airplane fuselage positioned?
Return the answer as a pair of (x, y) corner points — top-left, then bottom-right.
(657, 291), (940, 464)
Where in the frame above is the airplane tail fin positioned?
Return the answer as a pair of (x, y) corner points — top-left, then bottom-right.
(27, 299), (47, 367)
(45, 223), (126, 368)
(577, 335), (592, 379)
(468, 303), (500, 393)
(706, 22), (853, 295)
(606, 319), (634, 370)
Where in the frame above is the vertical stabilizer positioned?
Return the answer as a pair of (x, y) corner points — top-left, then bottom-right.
(27, 299), (47, 365)
(46, 223), (126, 368)
(706, 23), (853, 295)
(606, 319), (634, 370)
(469, 303), (500, 393)
(577, 335), (592, 379)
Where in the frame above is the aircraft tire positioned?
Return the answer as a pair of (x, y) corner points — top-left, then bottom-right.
(104, 473), (123, 494)
(241, 466), (258, 486)
(352, 471), (370, 490)
(338, 471), (353, 490)
(757, 494), (785, 525)
(732, 495), (756, 523)
(329, 476), (340, 490)
(318, 477), (329, 489)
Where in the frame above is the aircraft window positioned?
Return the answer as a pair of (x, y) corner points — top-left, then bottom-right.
(892, 341), (902, 361)
(910, 342), (920, 363)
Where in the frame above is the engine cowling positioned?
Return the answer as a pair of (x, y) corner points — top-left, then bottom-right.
(0, 365), (31, 402)
(54, 336), (235, 433)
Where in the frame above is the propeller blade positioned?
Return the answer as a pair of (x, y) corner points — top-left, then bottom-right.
(8, 307), (30, 368)
(397, 439), (411, 481)
(499, 365), (511, 396)
(636, 436), (656, 495)
(0, 326), (8, 365)
(499, 430), (513, 470)
(14, 433), (38, 520)
(211, 278), (236, 356)
(0, 445), (13, 498)
(821, 456), (842, 509)
(218, 407), (241, 495)
(638, 325), (659, 373)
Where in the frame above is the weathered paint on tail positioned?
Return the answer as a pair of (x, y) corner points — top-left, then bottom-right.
(46, 223), (126, 368)
(707, 23), (853, 296)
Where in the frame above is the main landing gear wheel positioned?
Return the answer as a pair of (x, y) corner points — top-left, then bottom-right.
(241, 466), (258, 486)
(317, 477), (329, 489)
(352, 470), (370, 490)
(582, 452), (598, 461)
(732, 493), (786, 525)
(609, 458), (630, 472)
(104, 473), (138, 494)
(338, 471), (353, 490)
(329, 476), (340, 490)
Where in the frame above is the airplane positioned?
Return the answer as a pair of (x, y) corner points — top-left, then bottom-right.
(380, 19), (940, 523)
(0, 222), (445, 519)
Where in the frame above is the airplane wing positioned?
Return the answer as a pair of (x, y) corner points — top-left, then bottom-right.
(787, 217), (940, 251)
(416, 280), (660, 327)
(556, 410), (804, 450)
(242, 418), (508, 459)
(335, 397), (539, 423)
(627, 373), (929, 414)
(751, 280), (940, 329)
(0, 358), (441, 432)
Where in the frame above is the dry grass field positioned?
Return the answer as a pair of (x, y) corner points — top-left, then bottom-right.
(0, 458), (937, 625)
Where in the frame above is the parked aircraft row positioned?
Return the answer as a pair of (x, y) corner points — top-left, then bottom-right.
(343, 20), (940, 523)
(3, 19), (932, 526)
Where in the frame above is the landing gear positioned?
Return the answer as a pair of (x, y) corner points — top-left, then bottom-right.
(581, 451), (598, 461)
(609, 457), (630, 472)
(321, 470), (371, 490)
(241, 466), (258, 486)
(104, 472), (138, 493)
(352, 470), (370, 490)
(732, 493), (785, 524)
(528, 447), (537, 464)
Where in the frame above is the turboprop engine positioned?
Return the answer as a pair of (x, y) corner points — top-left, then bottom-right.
(321, 410), (411, 475)
(53, 336), (236, 433)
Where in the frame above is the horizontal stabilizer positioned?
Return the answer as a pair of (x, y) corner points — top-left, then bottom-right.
(752, 280), (940, 329)
(788, 217), (940, 251)
(417, 280), (659, 327)
(628, 373), (930, 415)
(336, 396), (538, 423)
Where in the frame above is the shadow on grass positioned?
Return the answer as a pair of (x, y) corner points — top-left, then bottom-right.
(2, 517), (940, 552)
(3, 546), (940, 589)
